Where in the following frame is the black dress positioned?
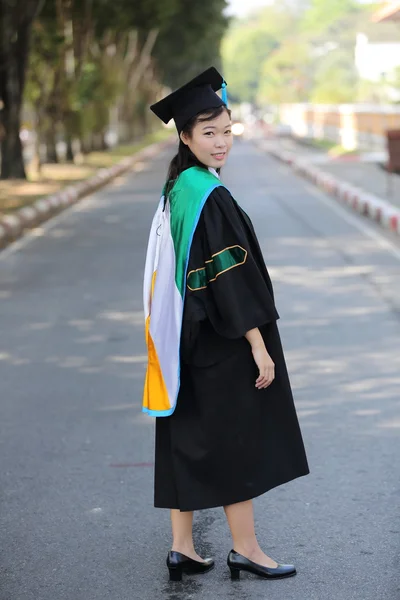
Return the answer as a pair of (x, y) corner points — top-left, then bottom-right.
(154, 185), (309, 511)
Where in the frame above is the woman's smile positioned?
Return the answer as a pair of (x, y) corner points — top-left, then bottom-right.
(211, 151), (226, 161)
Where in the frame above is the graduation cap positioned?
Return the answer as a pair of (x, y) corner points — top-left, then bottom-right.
(150, 67), (228, 134)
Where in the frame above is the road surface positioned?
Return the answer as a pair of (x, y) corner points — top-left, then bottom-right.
(1, 140), (399, 600)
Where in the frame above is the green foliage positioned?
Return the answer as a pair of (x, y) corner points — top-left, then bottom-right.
(154, 0), (229, 88)
(90, 0), (179, 35)
(301, 0), (360, 35)
(258, 39), (311, 104)
(222, 0), (381, 106)
(222, 26), (277, 103)
(22, 0), (229, 158)
(310, 48), (357, 103)
(222, 4), (303, 103)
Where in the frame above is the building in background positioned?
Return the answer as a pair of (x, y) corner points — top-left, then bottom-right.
(354, 32), (400, 102)
(372, 1), (400, 23)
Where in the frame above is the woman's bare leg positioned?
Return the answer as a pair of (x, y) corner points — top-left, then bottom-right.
(224, 500), (278, 568)
(170, 509), (206, 562)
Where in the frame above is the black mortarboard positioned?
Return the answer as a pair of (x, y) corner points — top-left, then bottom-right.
(150, 67), (228, 134)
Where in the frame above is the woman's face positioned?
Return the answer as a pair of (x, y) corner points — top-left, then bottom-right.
(180, 110), (233, 169)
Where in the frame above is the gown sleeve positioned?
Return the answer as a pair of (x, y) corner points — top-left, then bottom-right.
(183, 185), (279, 341)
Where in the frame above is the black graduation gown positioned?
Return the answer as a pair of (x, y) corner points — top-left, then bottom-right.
(154, 185), (310, 511)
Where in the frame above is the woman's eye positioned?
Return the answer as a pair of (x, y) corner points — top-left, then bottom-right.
(204, 132), (213, 136)
(225, 130), (232, 134)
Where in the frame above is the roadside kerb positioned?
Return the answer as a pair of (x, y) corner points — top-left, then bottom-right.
(0, 137), (174, 249)
(266, 145), (400, 236)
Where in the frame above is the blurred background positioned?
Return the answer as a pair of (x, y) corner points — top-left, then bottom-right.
(2, 0), (400, 193)
(1, 4), (400, 599)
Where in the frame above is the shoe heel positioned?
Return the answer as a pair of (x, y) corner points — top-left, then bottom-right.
(168, 567), (182, 582)
(230, 567), (240, 580)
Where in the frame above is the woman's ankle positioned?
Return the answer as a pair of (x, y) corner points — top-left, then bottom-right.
(171, 540), (195, 556)
(233, 541), (261, 559)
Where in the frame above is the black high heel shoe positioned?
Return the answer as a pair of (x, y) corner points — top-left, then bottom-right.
(167, 551), (214, 581)
(227, 549), (296, 580)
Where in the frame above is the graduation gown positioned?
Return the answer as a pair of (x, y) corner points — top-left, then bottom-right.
(154, 183), (310, 511)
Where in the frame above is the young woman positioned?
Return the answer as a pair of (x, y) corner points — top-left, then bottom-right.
(143, 67), (310, 582)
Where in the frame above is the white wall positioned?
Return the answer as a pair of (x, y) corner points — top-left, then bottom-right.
(355, 33), (400, 82)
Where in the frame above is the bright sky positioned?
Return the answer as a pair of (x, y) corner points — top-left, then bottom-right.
(226, 0), (376, 16)
(225, 0), (271, 17)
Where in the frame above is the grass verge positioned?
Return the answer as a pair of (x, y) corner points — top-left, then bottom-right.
(0, 128), (172, 217)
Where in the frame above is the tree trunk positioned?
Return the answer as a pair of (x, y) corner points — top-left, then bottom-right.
(129, 29), (159, 91)
(92, 133), (100, 151)
(32, 134), (42, 176)
(65, 135), (74, 162)
(127, 121), (136, 142)
(44, 127), (58, 163)
(91, 133), (104, 152)
(0, 104), (26, 179)
(100, 132), (108, 151)
(0, 6), (26, 179)
(0, 0), (43, 179)
(80, 136), (91, 155)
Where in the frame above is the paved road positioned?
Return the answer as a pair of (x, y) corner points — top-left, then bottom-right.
(267, 135), (400, 210)
(1, 140), (399, 600)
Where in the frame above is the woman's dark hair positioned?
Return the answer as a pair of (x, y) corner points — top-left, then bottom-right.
(164, 105), (231, 198)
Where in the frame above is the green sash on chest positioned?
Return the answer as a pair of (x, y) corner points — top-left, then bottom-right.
(168, 167), (224, 296)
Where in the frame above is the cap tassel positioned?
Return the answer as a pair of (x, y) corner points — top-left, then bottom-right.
(221, 81), (228, 106)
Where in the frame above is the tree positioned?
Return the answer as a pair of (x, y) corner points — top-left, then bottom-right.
(222, 24), (277, 104)
(301, 0), (367, 105)
(27, 0), (181, 157)
(221, 0), (379, 107)
(26, 0), (67, 165)
(300, 0), (360, 36)
(221, 3), (306, 104)
(2, 0), (229, 179)
(154, 0), (229, 89)
(258, 39), (311, 104)
(0, 0), (44, 179)
(310, 48), (357, 103)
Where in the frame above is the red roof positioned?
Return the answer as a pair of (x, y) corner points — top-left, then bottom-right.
(372, 1), (400, 22)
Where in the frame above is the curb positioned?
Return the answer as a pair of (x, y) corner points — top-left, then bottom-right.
(0, 138), (174, 249)
(265, 145), (400, 236)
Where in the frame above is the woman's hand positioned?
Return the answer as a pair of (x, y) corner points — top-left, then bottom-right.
(252, 344), (275, 389)
(245, 327), (275, 389)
